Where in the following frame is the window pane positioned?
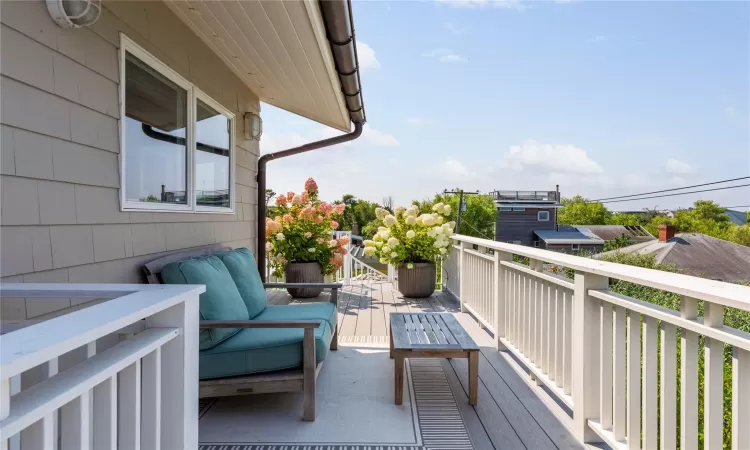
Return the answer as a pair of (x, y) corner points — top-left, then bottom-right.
(195, 100), (231, 208)
(124, 52), (188, 205)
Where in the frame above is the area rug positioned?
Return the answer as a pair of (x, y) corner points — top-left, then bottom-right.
(198, 340), (473, 450)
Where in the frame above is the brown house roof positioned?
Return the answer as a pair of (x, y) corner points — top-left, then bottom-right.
(575, 225), (655, 243)
(600, 233), (750, 283)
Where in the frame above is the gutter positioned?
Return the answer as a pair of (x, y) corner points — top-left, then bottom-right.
(256, 0), (366, 281)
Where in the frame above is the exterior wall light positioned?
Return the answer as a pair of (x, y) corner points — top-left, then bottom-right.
(244, 112), (263, 140)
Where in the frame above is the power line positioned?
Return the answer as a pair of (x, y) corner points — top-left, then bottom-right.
(599, 183), (750, 204)
(588, 176), (750, 202)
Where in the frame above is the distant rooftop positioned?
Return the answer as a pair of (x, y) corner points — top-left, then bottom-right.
(598, 233), (750, 283)
(534, 229), (605, 245)
(492, 190), (560, 208)
(726, 209), (748, 226)
(563, 225), (655, 243)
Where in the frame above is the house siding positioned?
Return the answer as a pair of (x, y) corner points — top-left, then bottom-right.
(0, 0), (259, 320)
(495, 208), (556, 246)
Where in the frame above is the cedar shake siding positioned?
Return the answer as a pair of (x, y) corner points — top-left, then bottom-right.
(495, 208), (556, 246)
(0, 1), (258, 320)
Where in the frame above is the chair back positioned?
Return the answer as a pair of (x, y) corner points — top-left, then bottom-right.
(142, 245), (232, 284)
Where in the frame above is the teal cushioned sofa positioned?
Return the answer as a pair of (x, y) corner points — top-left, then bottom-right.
(142, 245), (341, 421)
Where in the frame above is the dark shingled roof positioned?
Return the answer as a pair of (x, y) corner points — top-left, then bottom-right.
(600, 233), (750, 283)
(573, 225), (655, 243)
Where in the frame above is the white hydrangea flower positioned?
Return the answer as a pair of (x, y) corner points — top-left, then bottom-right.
(407, 205), (419, 216)
(432, 202), (444, 212)
(426, 229), (437, 238)
(436, 215), (444, 224)
(407, 263), (414, 269)
(375, 207), (388, 220)
(390, 252), (398, 258)
(382, 246), (391, 253)
(377, 229), (390, 240)
(373, 234), (383, 242)
(364, 246), (376, 256)
(276, 233), (285, 241)
(379, 257), (387, 264)
(364, 239), (375, 247)
(420, 214), (435, 226)
(307, 248), (316, 253)
(406, 230), (416, 239)
(443, 204), (452, 215)
(383, 215), (397, 227)
(442, 224), (453, 235)
(378, 226), (388, 232)
(405, 216), (417, 225)
(439, 247), (448, 254)
(394, 206), (406, 216)
(387, 237), (399, 247)
(448, 221), (457, 229)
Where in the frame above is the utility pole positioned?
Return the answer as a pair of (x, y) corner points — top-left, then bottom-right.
(443, 189), (480, 234)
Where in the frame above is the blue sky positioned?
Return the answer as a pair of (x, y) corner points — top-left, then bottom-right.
(261, 0), (749, 212)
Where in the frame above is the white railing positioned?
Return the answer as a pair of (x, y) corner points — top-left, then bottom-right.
(446, 234), (750, 450)
(0, 283), (203, 450)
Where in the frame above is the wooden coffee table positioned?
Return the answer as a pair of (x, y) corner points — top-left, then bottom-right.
(390, 312), (480, 405)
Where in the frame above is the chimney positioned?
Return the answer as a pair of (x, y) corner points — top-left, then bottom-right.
(658, 224), (675, 242)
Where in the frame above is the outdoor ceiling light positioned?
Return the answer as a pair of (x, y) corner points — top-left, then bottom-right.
(244, 112), (263, 141)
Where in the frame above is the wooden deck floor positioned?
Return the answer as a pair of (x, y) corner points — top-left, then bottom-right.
(267, 282), (589, 450)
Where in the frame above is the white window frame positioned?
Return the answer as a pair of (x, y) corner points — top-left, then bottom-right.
(571, 244), (580, 251)
(538, 211), (550, 221)
(119, 34), (235, 214)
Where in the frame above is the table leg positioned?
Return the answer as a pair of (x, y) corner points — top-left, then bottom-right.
(469, 351), (479, 406)
(395, 355), (404, 405)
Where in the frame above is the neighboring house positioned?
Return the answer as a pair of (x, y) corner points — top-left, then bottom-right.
(533, 229), (604, 254)
(599, 225), (750, 283)
(726, 209), (748, 226)
(570, 225), (655, 244)
(492, 189), (561, 246)
(0, 0), (364, 321)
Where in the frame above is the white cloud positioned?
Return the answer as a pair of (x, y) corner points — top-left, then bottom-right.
(444, 21), (464, 35)
(362, 125), (400, 147)
(502, 140), (603, 175)
(665, 158), (696, 175)
(440, 159), (471, 177)
(440, 54), (468, 63)
(407, 118), (425, 125)
(357, 42), (380, 72)
(422, 48), (468, 64)
(435, 0), (524, 9)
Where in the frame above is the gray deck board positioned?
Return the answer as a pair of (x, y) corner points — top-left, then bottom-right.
(265, 282), (585, 450)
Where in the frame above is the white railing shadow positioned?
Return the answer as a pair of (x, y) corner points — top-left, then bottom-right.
(445, 234), (750, 450)
(0, 283), (203, 450)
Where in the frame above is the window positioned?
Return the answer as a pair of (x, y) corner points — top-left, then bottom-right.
(571, 244), (580, 251)
(538, 211), (550, 221)
(533, 241), (539, 247)
(499, 207), (513, 212)
(120, 35), (234, 213)
(512, 207), (526, 212)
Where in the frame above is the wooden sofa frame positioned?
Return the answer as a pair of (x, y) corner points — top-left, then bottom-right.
(142, 245), (340, 421)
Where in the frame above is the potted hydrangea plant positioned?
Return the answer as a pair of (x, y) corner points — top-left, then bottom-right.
(265, 178), (349, 297)
(365, 203), (455, 298)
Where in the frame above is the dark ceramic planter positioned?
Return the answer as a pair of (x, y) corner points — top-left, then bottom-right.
(285, 262), (324, 298)
(397, 263), (436, 298)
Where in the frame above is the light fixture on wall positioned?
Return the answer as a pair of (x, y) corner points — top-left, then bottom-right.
(243, 112), (263, 140)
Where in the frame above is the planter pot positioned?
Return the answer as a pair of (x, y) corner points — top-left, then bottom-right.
(285, 262), (324, 298)
(397, 263), (436, 298)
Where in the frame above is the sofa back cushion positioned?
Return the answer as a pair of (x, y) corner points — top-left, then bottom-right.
(161, 255), (249, 350)
(216, 248), (267, 319)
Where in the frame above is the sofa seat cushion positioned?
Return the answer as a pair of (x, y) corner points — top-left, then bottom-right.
(160, 255), (249, 351)
(199, 321), (332, 379)
(216, 248), (267, 319)
(254, 303), (336, 332)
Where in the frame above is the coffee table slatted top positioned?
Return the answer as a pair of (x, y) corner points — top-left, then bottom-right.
(390, 313), (479, 351)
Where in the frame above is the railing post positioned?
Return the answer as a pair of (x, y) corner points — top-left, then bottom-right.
(572, 270), (607, 442)
(458, 241), (470, 312)
(493, 250), (512, 350)
(387, 264), (395, 283)
(144, 293), (199, 450)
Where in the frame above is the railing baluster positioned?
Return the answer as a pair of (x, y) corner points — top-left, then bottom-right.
(600, 301), (613, 431)
(61, 391), (91, 450)
(93, 376), (117, 450)
(141, 348), (162, 450)
(704, 301), (725, 449)
(660, 323), (677, 450)
(563, 289), (573, 396)
(733, 347), (750, 450)
(118, 360), (141, 450)
(613, 305), (627, 441)
(642, 316), (658, 449)
(627, 311), (641, 450)
(546, 281), (554, 376)
(555, 286), (563, 387)
(680, 296), (699, 450)
(20, 358), (58, 449)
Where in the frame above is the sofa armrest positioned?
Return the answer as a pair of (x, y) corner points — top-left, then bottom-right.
(200, 320), (321, 329)
(263, 283), (341, 306)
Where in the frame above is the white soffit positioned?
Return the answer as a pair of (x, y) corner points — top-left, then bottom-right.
(166, 0), (351, 132)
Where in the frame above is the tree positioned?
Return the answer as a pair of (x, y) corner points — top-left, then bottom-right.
(603, 234), (633, 252)
(265, 189), (276, 206)
(382, 196), (394, 212)
(333, 194), (380, 233)
(418, 192), (496, 239)
(731, 224), (750, 246)
(608, 213), (642, 226)
(557, 196), (612, 225)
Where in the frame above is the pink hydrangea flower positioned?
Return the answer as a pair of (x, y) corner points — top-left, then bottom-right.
(338, 235), (351, 245)
(283, 214), (294, 223)
(316, 237), (325, 244)
(333, 203), (346, 214)
(319, 202), (333, 214)
(275, 195), (286, 206)
(292, 194), (303, 205)
(305, 178), (318, 194)
(315, 216), (324, 223)
(330, 220), (339, 229)
(328, 239), (338, 248)
(300, 206), (315, 219)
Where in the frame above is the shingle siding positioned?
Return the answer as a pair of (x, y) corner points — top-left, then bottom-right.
(0, 0), (260, 319)
(495, 208), (556, 246)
